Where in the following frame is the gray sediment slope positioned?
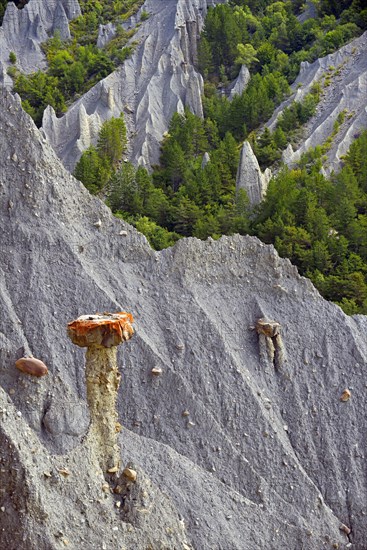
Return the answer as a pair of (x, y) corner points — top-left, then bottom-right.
(1, 87), (367, 548)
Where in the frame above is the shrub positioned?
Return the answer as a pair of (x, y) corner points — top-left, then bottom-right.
(9, 51), (17, 64)
(140, 10), (149, 21)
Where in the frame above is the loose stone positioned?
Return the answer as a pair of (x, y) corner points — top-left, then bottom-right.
(340, 389), (351, 402)
(122, 468), (137, 482)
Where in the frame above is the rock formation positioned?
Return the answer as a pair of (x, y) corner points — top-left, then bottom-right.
(201, 151), (210, 168)
(236, 140), (272, 206)
(266, 30), (367, 175)
(15, 356), (48, 377)
(2, 86), (367, 548)
(0, 0), (80, 87)
(255, 318), (286, 370)
(297, 0), (317, 23)
(96, 22), (116, 48)
(67, 312), (134, 474)
(227, 64), (251, 100)
(40, 0), (226, 172)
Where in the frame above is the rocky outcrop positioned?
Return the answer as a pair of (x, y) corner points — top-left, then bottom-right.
(52, 2), (74, 39)
(281, 142), (294, 165)
(41, 0), (226, 172)
(297, 0), (317, 23)
(201, 151), (210, 168)
(3, 85), (367, 549)
(67, 313), (134, 474)
(96, 22), (116, 48)
(0, 0), (80, 85)
(227, 64), (251, 100)
(266, 30), (367, 175)
(236, 140), (271, 205)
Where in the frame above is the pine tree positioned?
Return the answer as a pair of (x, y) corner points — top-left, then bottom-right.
(97, 115), (127, 168)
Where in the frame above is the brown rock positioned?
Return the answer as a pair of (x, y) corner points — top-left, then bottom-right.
(339, 523), (351, 535)
(255, 318), (281, 338)
(340, 389), (351, 402)
(151, 367), (162, 375)
(15, 357), (48, 377)
(122, 468), (137, 482)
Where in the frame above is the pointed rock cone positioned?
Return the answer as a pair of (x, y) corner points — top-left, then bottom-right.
(67, 312), (134, 474)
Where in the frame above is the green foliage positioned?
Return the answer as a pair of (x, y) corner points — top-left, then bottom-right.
(103, 25), (136, 64)
(9, 51), (16, 64)
(200, 0), (364, 88)
(198, 37), (214, 78)
(235, 43), (259, 67)
(6, 65), (17, 79)
(74, 115), (127, 194)
(101, 110), (248, 247)
(277, 92), (318, 132)
(74, 146), (111, 194)
(250, 82), (322, 169)
(203, 71), (290, 142)
(140, 10), (149, 21)
(252, 130), (367, 314)
(318, 0), (355, 18)
(75, 0), (144, 27)
(200, 4), (247, 80)
(97, 116), (127, 168)
(0, 0), (6, 25)
(12, 0), (143, 125)
(106, 163), (181, 250)
(134, 217), (180, 249)
(346, 130), (367, 191)
(108, 162), (139, 211)
(13, 71), (66, 126)
(46, 37), (115, 91)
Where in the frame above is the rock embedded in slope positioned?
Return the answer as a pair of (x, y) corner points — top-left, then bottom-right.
(15, 357), (48, 377)
(201, 151), (210, 168)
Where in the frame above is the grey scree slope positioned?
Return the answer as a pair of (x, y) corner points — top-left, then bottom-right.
(1, 89), (367, 549)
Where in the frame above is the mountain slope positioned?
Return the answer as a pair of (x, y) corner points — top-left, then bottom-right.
(1, 0), (366, 181)
(0, 0), (80, 85)
(40, 0), (225, 171)
(267, 30), (367, 175)
(1, 88), (367, 548)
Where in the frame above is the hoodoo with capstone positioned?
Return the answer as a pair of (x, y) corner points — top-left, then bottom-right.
(67, 312), (134, 474)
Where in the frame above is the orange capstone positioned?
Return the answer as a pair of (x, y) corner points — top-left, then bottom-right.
(67, 312), (134, 348)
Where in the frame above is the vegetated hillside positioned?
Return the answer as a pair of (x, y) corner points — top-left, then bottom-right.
(63, 0), (367, 314)
(93, 67), (367, 315)
(0, 0), (365, 173)
(39, 0), (217, 171)
(2, 86), (367, 550)
(0, 0), (81, 80)
(266, 30), (367, 175)
(1, 0), (367, 317)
